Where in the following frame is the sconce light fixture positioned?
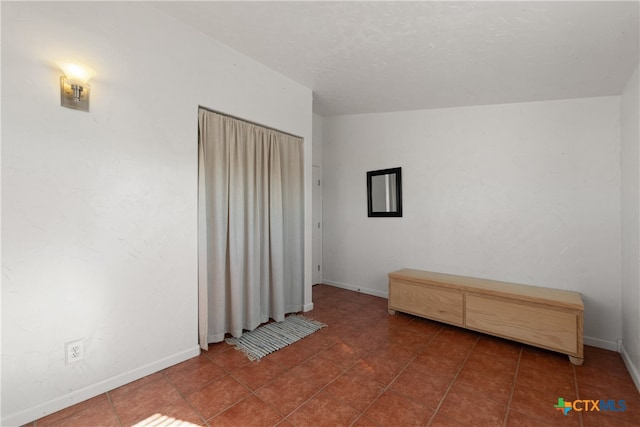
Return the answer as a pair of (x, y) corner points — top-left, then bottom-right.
(59, 62), (95, 112)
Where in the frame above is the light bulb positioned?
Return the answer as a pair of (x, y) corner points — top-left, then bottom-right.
(59, 62), (96, 84)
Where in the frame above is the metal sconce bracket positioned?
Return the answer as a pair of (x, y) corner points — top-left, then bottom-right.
(60, 76), (90, 112)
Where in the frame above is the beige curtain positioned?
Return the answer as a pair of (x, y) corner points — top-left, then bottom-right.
(198, 109), (304, 349)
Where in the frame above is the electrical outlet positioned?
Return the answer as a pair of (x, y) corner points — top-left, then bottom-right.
(65, 339), (84, 364)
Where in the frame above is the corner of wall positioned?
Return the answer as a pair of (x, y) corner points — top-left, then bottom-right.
(621, 342), (640, 393)
(620, 62), (640, 388)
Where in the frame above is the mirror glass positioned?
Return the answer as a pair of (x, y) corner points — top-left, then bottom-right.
(367, 167), (402, 217)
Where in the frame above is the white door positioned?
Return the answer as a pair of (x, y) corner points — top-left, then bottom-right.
(312, 166), (322, 285)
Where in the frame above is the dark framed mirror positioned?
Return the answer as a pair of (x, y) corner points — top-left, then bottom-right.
(367, 167), (402, 217)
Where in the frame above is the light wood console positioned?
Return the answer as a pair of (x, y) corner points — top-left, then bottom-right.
(388, 268), (584, 365)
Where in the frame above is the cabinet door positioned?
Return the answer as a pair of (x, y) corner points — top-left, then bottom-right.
(389, 279), (464, 325)
(465, 294), (578, 355)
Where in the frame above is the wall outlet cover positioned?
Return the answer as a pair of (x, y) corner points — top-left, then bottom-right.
(65, 339), (84, 364)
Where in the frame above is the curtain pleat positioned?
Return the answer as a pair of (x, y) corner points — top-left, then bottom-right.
(198, 109), (304, 349)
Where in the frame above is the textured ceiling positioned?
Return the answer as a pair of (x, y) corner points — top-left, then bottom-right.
(152, 1), (639, 116)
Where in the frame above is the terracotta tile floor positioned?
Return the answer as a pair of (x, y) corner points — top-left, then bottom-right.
(27, 284), (640, 427)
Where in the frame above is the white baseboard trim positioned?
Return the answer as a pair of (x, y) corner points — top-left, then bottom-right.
(620, 342), (640, 393)
(2, 346), (201, 427)
(303, 302), (314, 312)
(583, 336), (619, 351)
(322, 279), (388, 299)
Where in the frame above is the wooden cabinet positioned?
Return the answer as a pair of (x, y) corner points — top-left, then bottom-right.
(389, 279), (464, 325)
(388, 269), (584, 365)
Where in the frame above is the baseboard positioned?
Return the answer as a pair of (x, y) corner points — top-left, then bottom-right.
(620, 342), (640, 393)
(583, 336), (618, 351)
(303, 302), (314, 312)
(2, 346), (201, 427)
(322, 279), (388, 299)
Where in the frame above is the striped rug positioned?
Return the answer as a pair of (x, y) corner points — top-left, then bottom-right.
(225, 315), (327, 361)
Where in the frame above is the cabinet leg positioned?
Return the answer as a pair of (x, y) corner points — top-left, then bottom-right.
(569, 356), (584, 366)
(388, 309), (396, 315)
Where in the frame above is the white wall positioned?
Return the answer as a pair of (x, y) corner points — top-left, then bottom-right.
(323, 97), (621, 347)
(1, 2), (312, 425)
(621, 64), (640, 390)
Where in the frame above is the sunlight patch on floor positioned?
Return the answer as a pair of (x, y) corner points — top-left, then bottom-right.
(132, 413), (200, 427)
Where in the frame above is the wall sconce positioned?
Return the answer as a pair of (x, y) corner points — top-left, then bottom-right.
(59, 62), (95, 112)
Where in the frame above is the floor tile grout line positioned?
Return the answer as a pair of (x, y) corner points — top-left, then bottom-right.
(349, 414), (382, 427)
(224, 363), (296, 427)
(391, 328), (445, 427)
(425, 333), (480, 426)
(160, 370), (212, 426)
(347, 325), (451, 426)
(246, 330), (380, 425)
(376, 327), (443, 410)
(279, 338), (388, 425)
(251, 390), (292, 426)
(573, 363), (584, 427)
(278, 323), (432, 427)
(204, 391), (273, 427)
(501, 346), (523, 427)
(105, 391), (125, 427)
